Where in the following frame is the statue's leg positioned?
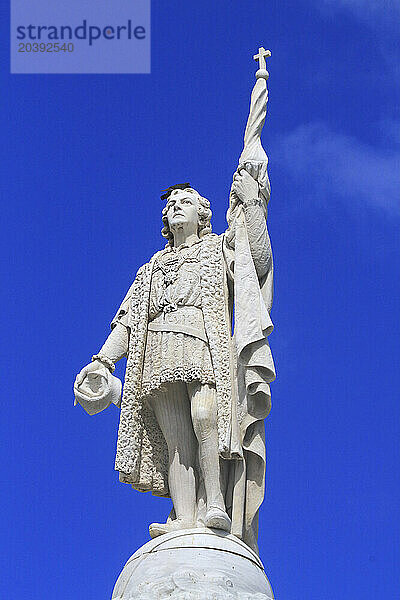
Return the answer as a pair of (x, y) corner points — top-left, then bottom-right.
(189, 382), (231, 532)
(149, 382), (197, 536)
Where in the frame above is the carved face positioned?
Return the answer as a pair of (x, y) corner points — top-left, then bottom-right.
(166, 189), (200, 232)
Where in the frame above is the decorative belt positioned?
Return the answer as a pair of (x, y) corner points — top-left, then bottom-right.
(148, 306), (207, 343)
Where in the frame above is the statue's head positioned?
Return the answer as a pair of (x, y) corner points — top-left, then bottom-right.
(161, 184), (212, 245)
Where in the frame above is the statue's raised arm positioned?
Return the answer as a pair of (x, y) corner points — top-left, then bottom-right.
(228, 47), (271, 227)
(226, 47), (273, 316)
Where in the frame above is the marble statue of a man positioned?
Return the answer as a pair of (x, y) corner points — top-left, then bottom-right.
(75, 56), (275, 554)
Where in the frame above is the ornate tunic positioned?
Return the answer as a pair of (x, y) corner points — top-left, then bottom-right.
(141, 240), (215, 397)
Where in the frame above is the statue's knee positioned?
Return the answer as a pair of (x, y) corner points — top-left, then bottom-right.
(192, 404), (215, 437)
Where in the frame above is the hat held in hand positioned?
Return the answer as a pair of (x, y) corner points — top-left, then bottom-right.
(74, 365), (122, 416)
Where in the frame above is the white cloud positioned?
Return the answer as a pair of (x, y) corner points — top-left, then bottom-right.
(316, 0), (400, 78)
(275, 122), (400, 215)
(318, 0), (400, 25)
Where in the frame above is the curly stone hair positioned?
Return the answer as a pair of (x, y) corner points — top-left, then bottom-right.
(161, 186), (212, 245)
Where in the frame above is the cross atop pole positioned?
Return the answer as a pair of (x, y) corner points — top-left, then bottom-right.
(253, 47), (271, 70)
(253, 47), (271, 80)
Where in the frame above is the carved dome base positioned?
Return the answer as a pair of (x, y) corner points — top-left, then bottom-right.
(112, 528), (274, 600)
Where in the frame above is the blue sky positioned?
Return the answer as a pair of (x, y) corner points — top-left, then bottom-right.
(1, 1), (399, 598)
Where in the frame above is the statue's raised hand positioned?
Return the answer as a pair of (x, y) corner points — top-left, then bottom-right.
(230, 169), (259, 205)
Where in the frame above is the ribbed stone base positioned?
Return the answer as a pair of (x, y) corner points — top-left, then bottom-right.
(112, 528), (274, 599)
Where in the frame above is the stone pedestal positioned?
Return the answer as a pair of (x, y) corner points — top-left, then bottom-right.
(112, 528), (274, 599)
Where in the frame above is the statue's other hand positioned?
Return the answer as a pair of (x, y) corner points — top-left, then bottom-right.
(230, 169), (259, 204)
(74, 360), (121, 415)
(75, 360), (105, 388)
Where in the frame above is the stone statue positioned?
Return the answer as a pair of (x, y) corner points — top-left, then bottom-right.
(74, 48), (275, 557)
